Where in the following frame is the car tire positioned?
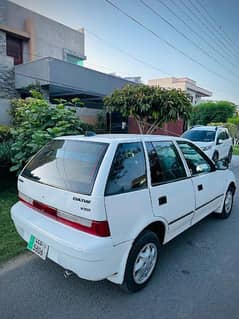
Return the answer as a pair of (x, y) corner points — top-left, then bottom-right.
(227, 148), (233, 163)
(216, 186), (235, 219)
(212, 151), (219, 163)
(121, 230), (160, 293)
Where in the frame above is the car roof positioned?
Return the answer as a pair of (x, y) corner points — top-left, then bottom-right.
(55, 134), (183, 143)
(189, 125), (223, 131)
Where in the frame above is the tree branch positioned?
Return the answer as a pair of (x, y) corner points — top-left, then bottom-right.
(146, 120), (162, 134)
(135, 117), (143, 134)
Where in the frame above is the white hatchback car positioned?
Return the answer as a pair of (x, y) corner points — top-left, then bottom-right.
(182, 126), (233, 163)
(11, 134), (236, 292)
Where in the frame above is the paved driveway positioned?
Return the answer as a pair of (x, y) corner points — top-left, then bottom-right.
(1, 157), (239, 319)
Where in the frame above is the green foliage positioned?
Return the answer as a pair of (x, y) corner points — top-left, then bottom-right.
(191, 101), (236, 125)
(0, 177), (25, 263)
(0, 125), (11, 142)
(104, 84), (192, 134)
(0, 141), (12, 168)
(10, 91), (84, 172)
(233, 146), (239, 155)
(228, 116), (239, 126)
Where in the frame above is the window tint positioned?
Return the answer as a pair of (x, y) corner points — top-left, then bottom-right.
(218, 130), (229, 140)
(177, 141), (213, 175)
(217, 131), (225, 140)
(224, 131), (230, 139)
(105, 143), (147, 195)
(146, 141), (186, 185)
(21, 140), (108, 195)
(182, 130), (216, 142)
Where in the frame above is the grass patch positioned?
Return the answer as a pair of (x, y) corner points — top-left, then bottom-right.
(233, 146), (239, 156)
(0, 175), (26, 264)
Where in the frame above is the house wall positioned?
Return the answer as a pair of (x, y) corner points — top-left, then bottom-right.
(128, 117), (184, 136)
(3, 0), (85, 63)
(148, 77), (212, 107)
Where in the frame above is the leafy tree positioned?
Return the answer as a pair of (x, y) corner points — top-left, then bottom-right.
(10, 90), (84, 172)
(228, 116), (239, 143)
(104, 84), (192, 134)
(191, 101), (236, 125)
(228, 116), (239, 126)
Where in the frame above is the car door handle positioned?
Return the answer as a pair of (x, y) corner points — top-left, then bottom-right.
(197, 184), (203, 191)
(158, 196), (167, 205)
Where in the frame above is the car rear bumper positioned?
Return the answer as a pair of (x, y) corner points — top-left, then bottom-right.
(11, 202), (131, 282)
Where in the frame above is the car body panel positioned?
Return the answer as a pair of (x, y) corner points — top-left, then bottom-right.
(10, 134), (237, 285)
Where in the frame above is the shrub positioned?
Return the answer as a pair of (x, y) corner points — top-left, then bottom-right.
(10, 91), (84, 172)
(0, 141), (12, 168)
(0, 125), (11, 142)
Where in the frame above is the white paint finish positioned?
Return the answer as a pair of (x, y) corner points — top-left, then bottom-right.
(149, 179), (195, 238)
(10, 134), (237, 285)
(190, 172), (223, 224)
(18, 176), (107, 221)
(11, 202), (131, 282)
(183, 126), (233, 161)
(105, 189), (153, 245)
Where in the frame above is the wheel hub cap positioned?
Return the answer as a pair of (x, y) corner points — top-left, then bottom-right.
(225, 191), (233, 214)
(133, 243), (158, 285)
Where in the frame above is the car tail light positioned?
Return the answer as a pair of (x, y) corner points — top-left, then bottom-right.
(18, 193), (110, 237)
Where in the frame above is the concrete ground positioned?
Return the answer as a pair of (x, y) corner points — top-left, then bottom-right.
(1, 156), (239, 319)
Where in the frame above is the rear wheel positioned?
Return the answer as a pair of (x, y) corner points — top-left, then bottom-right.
(121, 231), (160, 293)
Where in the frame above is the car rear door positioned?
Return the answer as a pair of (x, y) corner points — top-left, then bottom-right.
(177, 141), (224, 224)
(145, 140), (195, 241)
(216, 130), (227, 159)
(222, 130), (232, 158)
(104, 142), (152, 245)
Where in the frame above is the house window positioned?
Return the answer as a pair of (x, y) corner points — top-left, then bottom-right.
(66, 54), (83, 66)
(6, 35), (23, 65)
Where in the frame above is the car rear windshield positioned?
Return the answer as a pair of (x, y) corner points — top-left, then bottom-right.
(182, 130), (216, 142)
(21, 139), (108, 195)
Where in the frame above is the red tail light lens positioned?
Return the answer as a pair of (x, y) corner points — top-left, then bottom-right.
(33, 200), (57, 217)
(18, 193), (110, 237)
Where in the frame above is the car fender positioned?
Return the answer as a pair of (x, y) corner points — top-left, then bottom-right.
(214, 170), (237, 213)
(107, 216), (168, 284)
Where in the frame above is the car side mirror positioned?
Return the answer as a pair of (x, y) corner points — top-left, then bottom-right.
(196, 163), (210, 173)
(215, 159), (229, 170)
(217, 138), (223, 145)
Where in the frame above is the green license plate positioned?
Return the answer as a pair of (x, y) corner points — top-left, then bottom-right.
(27, 235), (49, 260)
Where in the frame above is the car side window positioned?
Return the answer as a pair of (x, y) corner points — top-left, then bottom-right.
(225, 131), (230, 140)
(105, 142), (147, 196)
(177, 141), (214, 176)
(217, 131), (225, 142)
(146, 141), (187, 185)
(223, 130), (229, 139)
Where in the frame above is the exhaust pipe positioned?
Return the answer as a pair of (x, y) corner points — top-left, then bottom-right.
(64, 269), (73, 278)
